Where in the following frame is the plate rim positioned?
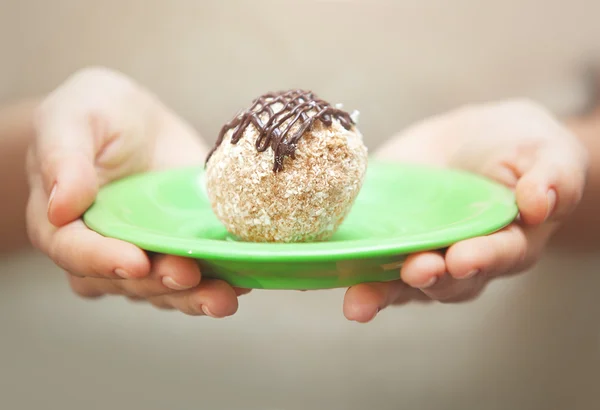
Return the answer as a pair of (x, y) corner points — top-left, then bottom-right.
(83, 160), (519, 262)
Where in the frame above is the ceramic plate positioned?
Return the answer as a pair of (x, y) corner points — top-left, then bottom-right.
(83, 160), (518, 289)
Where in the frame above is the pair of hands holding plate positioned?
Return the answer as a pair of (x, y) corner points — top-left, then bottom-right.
(26, 67), (588, 322)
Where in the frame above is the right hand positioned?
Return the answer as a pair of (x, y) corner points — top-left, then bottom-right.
(343, 99), (588, 322)
(26, 67), (246, 317)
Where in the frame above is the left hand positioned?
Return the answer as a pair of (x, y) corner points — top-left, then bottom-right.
(343, 100), (589, 322)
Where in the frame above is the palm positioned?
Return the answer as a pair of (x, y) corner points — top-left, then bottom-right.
(148, 113), (209, 172)
(91, 112), (207, 189)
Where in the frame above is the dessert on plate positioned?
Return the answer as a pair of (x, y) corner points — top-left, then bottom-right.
(205, 89), (368, 242)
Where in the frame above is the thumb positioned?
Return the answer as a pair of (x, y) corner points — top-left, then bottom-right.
(373, 114), (459, 166)
(35, 108), (99, 227)
(516, 154), (586, 225)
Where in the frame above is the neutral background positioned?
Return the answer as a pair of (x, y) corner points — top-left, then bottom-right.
(1, 1), (599, 409)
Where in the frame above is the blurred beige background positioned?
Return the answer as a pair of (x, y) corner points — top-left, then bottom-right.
(1, 1), (600, 409)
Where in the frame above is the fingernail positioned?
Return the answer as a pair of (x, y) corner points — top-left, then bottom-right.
(201, 305), (218, 318)
(47, 184), (57, 214)
(419, 276), (438, 289)
(114, 268), (131, 279)
(545, 189), (557, 221)
(162, 276), (192, 291)
(458, 269), (480, 280)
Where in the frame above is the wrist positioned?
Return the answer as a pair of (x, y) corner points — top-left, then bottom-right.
(0, 98), (40, 252)
(0, 98), (39, 139)
(549, 112), (600, 250)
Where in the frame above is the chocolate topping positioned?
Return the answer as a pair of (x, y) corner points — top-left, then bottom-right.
(206, 90), (355, 172)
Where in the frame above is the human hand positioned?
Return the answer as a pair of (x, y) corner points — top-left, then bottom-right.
(26, 67), (245, 317)
(343, 100), (589, 322)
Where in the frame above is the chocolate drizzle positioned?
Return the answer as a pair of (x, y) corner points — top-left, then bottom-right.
(206, 90), (355, 172)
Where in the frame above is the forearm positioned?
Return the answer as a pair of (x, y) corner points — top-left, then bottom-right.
(0, 99), (38, 253)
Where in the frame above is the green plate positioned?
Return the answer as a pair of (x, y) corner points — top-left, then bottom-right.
(83, 160), (518, 290)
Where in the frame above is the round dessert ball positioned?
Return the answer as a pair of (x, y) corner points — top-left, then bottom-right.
(205, 90), (368, 242)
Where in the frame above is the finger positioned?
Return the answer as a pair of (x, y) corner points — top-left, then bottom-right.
(399, 250), (487, 303)
(400, 250), (482, 302)
(112, 254), (202, 297)
(147, 297), (176, 310)
(35, 100), (99, 227)
(400, 251), (446, 289)
(147, 279), (239, 318)
(126, 296), (146, 302)
(418, 223), (553, 303)
(72, 254), (203, 298)
(343, 280), (424, 323)
(67, 273), (107, 299)
(445, 224), (537, 280)
(516, 153), (586, 225)
(28, 185), (150, 279)
(415, 273), (487, 303)
(152, 254), (202, 291)
(234, 287), (252, 297)
(51, 220), (150, 279)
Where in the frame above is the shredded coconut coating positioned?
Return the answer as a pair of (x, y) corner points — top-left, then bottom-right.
(205, 119), (368, 242)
